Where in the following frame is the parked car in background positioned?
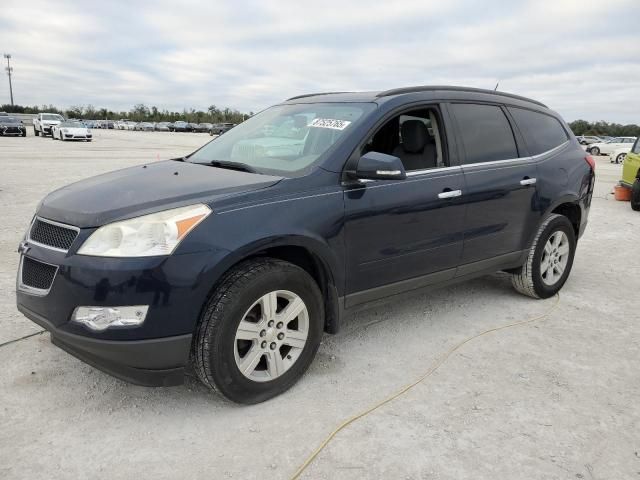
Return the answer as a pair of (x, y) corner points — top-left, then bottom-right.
(51, 120), (93, 141)
(135, 122), (155, 131)
(209, 122), (236, 135)
(96, 120), (115, 129)
(0, 111), (8, 116)
(33, 113), (65, 137)
(610, 146), (632, 164)
(15, 86), (594, 403)
(171, 121), (193, 132)
(576, 135), (602, 145)
(0, 116), (27, 137)
(155, 122), (171, 132)
(192, 123), (209, 133)
(197, 123), (213, 133)
(588, 137), (637, 156)
(622, 138), (640, 210)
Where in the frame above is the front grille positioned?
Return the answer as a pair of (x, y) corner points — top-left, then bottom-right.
(29, 218), (78, 251)
(21, 257), (57, 291)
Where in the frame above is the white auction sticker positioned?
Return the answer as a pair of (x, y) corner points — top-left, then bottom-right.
(308, 118), (352, 130)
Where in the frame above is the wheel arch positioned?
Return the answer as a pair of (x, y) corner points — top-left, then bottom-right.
(550, 200), (581, 238)
(205, 235), (343, 335)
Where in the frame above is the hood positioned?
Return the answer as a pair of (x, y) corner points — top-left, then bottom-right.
(59, 126), (89, 132)
(37, 160), (282, 228)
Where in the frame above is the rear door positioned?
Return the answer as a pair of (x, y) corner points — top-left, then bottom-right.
(448, 102), (539, 270)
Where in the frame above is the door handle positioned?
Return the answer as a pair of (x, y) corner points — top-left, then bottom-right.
(438, 189), (462, 199)
(520, 178), (537, 186)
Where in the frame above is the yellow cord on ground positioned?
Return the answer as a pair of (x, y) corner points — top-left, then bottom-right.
(290, 294), (561, 480)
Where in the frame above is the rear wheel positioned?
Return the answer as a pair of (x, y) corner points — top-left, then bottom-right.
(590, 146), (600, 156)
(631, 179), (640, 211)
(511, 214), (576, 299)
(193, 258), (324, 404)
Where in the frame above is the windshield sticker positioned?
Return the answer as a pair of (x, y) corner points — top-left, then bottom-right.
(308, 118), (352, 130)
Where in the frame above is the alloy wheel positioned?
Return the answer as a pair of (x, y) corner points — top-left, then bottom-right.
(233, 290), (309, 382)
(540, 231), (570, 286)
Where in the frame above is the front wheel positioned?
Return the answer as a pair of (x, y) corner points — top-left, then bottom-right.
(511, 214), (576, 299)
(590, 146), (600, 156)
(34, 128), (40, 136)
(616, 153), (626, 164)
(193, 258), (324, 404)
(631, 179), (640, 211)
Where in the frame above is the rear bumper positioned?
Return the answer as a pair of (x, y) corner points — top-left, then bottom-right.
(18, 303), (192, 386)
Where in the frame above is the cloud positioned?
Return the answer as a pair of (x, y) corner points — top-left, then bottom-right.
(0, 0), (638, 122)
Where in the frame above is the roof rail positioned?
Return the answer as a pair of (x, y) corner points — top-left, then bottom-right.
(286, 92), (352, 101)
(375, 85), (547, 108)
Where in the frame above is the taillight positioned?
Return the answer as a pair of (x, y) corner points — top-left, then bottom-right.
(584, 155), (595, 171)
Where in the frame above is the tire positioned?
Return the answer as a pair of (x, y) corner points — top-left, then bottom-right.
(52, 131), (57, 140)
(193, 258), (324, 404)
(590, 146), (600, 156)
(21, 131), (26, 137)
(631, 179), (640, 211)
(511, 214), (577, 299)
(616, 153), (626, 164)
(34, 127), (39, 137)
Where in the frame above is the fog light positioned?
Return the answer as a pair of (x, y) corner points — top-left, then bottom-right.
(72, 306), (148, 331)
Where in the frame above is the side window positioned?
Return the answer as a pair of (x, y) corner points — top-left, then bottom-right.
(450, 103), (518, 164)
(633, 138), (640, 154)
(508, 107), (569, 156)
(361, 107), (447, 171)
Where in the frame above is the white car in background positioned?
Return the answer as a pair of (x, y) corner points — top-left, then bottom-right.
(610, 146), (632, 164)
(51, 120), (93, 141)
(588, 136), (637, 156)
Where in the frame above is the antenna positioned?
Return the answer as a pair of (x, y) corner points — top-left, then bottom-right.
(494, 82), (499, 91)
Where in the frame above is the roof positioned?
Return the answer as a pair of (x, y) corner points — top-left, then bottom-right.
(284, 85), (547, 108)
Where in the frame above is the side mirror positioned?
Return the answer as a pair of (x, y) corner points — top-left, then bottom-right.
(350, 151), (407, 181)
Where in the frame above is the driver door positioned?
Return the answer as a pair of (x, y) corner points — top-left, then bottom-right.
(343, 105), (466, 307)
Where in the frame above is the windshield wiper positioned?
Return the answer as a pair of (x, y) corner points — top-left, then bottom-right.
(208, 160), (257, 173)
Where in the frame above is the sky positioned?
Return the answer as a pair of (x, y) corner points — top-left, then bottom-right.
(1, 0), (639, 123)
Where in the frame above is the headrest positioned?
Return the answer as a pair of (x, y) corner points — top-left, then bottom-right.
(401, 120), (430, 153)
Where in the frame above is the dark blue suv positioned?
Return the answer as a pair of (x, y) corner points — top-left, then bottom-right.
(16, 86), (595, 403)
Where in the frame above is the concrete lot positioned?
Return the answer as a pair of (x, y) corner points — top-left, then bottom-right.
(1, 130), (638, 479)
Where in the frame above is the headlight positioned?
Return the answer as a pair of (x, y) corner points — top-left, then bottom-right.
(78, 204), (211, 257)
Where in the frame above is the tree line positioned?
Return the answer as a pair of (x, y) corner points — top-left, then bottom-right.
(0, 103), (253, 124)
(568, 120), (640, 137)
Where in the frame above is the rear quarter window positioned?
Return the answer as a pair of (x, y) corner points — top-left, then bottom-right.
(508, 107), (568, 156)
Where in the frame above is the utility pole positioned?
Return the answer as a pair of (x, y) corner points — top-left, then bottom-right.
(4, 54), (14, 106)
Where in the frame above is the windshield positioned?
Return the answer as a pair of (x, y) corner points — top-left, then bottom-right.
(189, 102), (375, 175)
(42, 114), (63, 121)
(1, 117), (20, 123)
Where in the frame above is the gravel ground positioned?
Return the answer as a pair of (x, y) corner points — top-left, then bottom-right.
(1, 130), (638, 479)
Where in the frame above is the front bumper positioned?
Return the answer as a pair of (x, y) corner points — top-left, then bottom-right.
(0, 127), (25, 136)
(16, 235), (230, 386)
(63, 134), (92, 140)
(19, 304), (191, 386)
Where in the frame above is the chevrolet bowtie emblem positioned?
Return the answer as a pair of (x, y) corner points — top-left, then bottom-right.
(18, 241), (30, 255)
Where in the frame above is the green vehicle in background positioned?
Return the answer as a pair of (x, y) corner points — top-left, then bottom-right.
(622, 137), (640, 210)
